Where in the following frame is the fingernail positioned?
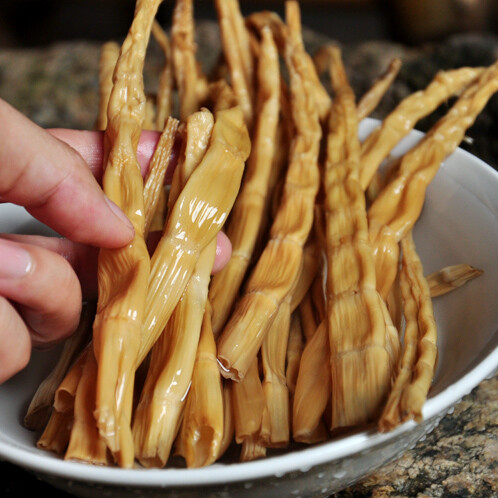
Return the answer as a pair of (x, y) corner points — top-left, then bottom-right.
(0, 239), (32, 278)
(104, 195), (134, 234)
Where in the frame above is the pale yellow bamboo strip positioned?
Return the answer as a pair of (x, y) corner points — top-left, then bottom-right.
(152, 21), (174, 130)
(143, 116), (180, 236)
(368, 61), (498, 299)
(215, 0), (255, 127)
(168, 109), (214, 211)
(139, 106), (250, 364)
(171, 0), (201, 121)
(177, 301), (224, 468)
(133, 108), (219, 467)
(96, 41), (119, 131)
(356, 58), (402, 121)
(209, 25), (280, 335)
(359, 66), (484, 190)
(143, 95), (157, 130)
(92, 0), (162, 467)
(379, 232), (438, 431)
(247, 8), (331, 124)
(216, 2), (322, 382)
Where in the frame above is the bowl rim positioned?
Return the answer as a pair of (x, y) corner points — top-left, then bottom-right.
(0, 118), (497, 487)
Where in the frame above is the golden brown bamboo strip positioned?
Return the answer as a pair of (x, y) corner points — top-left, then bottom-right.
(216, 2), (322, 382)
(359, 66), (484, 191)
(133, 238), (217, 468)
(356, 58), (402, 121)
(143, 94), (157, 130)
(168, 109), (214, 211)
(133, 109), (218, 468)
(231, 356), (265, 444)
(24, 302), (94, 431)
(36, 409), (73, 455)
(143, 116), (180, 236)
(260, 295), (292, 447)
(92, 0), (162, 468)
(209, 25), (280, 335)
(215, 0), (255, 127)
(368, 61), (498, 299)
(151, 21), (174, 130)
(427, 263), (483, 297)
(139, 105), (250, 364)
(286, 312), (303, 397)
(379, 232), (438, 431)
(247, 9), (331, 124)
(323, 46), (399, 430)
(65, 349), (108, 465)
(240, 434), (266, 462)
(171, 0), (201, 121)
(96, 41), (120, 131)
(177, 301), (224, 468)
(217, 380), (235, 459)
(292, 320), (330, 443)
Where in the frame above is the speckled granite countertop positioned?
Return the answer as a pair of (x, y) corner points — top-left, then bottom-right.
(0, 23), (497, 497)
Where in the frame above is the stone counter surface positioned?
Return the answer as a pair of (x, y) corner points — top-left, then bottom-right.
(0, 24), (497, 497)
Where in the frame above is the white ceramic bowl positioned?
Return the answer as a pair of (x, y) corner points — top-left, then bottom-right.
(0, 119), (497, 497)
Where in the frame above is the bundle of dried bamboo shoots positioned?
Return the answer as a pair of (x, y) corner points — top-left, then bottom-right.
(28, 0), (494, 470)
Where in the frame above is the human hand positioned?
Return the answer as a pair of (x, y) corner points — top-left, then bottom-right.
(0, 99), (231, 383)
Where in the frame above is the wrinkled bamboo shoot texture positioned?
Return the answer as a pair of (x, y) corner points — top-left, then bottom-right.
(29, 0), (493, 470)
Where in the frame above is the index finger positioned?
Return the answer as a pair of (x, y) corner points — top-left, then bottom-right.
(0, 99), (134, 248)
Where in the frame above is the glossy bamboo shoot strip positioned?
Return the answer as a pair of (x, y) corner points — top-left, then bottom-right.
(65, 349), (108, 465)
(25, 302), (94, 430)
(209, 25), (280, 335)
(96, 41), (119, 131)
(177, 301), (224, 468)
(379, 232), (438, 431)
(217, 2), (321, 382)
(215, 0), (255, 127)
(152, 21), (173, 130)
(368, 61), (498, 299)
(286, 312), (303, 397)
(247, 9), (331, 123)
(171, 0), (202, 121)
(143, 116), (179, 235)
(427, 264), (483, 298)
(231, 357), (265, 445)
(217, 381), (235, 459)
(359, 66), (484, 190)
(356, 58), (402, 121)
(138, 106), (249, 364)
(292, 320), (330, 443)
(324, 46), (399, 430)
(133, 109), (216, 467)
(133, 242), (216, 467)
(240, 434), (266, 462)
(92, 0), (162, 467)
(260, 295), (291, 447)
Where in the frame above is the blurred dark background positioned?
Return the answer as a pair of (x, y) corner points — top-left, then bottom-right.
(1, 0), (497, 48)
